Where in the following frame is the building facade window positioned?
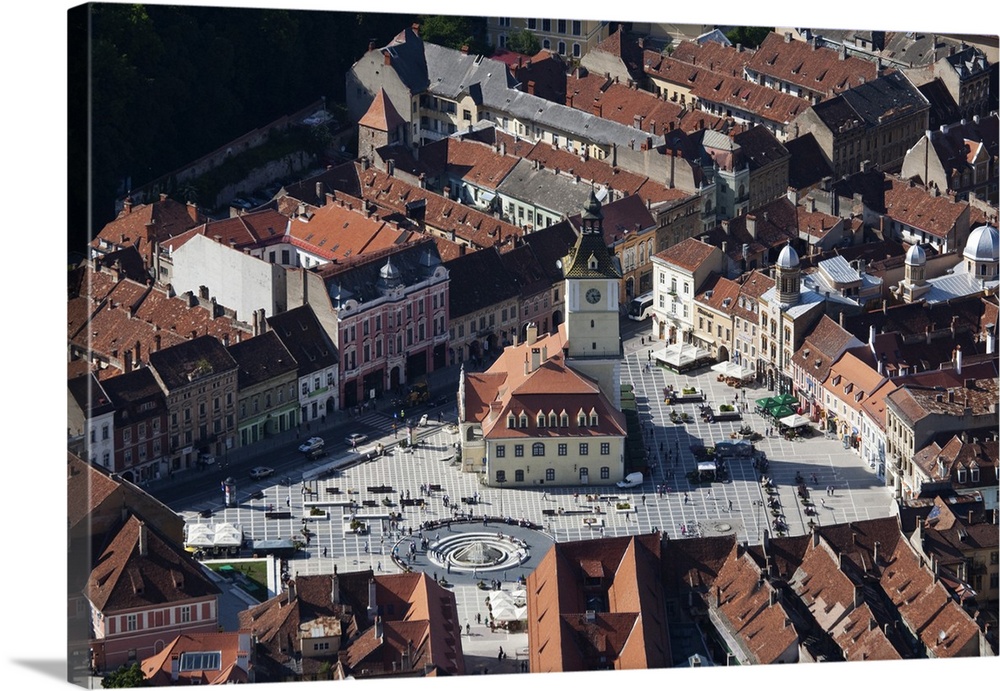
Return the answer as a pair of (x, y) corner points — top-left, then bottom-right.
(514, 444), (524, 457)
(532, 442), (545, 456)
(579, 442), (589, 455)
(545, 468), (555, 481)
(496, 445), (505, 458)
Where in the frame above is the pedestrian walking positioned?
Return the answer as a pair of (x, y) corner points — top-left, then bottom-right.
(821, 498), (826, 507)
(641, 494), (646, 505)
(684, 493), (689, 504)
(377, 561), (382, 572)
(322, 546), (327, 557)
(728, 499), (733, 512)
(466, 622), (471, 636)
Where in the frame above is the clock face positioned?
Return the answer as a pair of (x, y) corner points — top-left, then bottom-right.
(585, 288), (601, 304)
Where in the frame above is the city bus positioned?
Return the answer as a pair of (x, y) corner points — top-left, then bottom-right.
(627, 292), (654, 320)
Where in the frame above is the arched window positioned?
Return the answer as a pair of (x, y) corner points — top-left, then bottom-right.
(515, 469), (525, 482)
(532, 442), (545, 456)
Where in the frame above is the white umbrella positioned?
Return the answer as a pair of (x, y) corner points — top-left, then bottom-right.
(779, 414), (811, 428)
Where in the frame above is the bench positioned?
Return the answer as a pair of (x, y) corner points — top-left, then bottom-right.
(367, 486), (395, 494)
(325, 487), (341, 495)
(362, 499), (378, 507)
(428, 484), (442, 492)
(265, 511), (292, 520)
(400, 498), (425, 507)
(460, 496), (478, 505)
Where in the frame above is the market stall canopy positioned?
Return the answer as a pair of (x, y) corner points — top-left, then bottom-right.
(697, 461), (718, 472)
(655, 343), (711, 370)
(770, 405), (796, 419)
(779, 413), (811, 428)
(184, 521), (243, 549)
(711, 360), (755, 380)
(488, 589), (528, 622)
(755, 397), (775, 409)
(773, 393), (799, 408)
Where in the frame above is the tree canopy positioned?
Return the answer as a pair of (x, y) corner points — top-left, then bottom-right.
(101, 663), (147, 688)
(725, 26), (773, 49)
(70, 5), (417, 253)
(417, 15), (489, 55)
(505, 30), (540, 56)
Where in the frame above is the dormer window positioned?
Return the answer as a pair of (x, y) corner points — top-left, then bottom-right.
(507, 414), (515, 429)
(832, 374), (842, 386)
(520, 413), (528, 428)
(548, 411), (557, 427)
(590, 409), (599, 426)
(957, 468), (967, 483)
(844, 382), (853, 394)
(537, 412), (546, 428)
(560, 411), (569, 426)
(970, 466), (980, 483)
(588, 254), (598, 270)
(577, 411), (587, 427)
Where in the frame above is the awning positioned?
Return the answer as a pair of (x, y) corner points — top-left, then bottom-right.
(697, 461), (717, 472)
(755, 397), (775, 409)
(779, 414), (811, 429)
(770, 404), (795, 418)
(773, 393), (799, 408)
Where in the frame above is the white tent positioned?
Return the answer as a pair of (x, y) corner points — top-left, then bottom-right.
(212, 522), (243, 548)
(711, 360), (755, 380)
(779, 414), (811, 429)
(488, 589), (528, 623)
(184, 523), (215, 549)
(655, 343), (710, 369)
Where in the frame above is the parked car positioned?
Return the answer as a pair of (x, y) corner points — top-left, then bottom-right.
(345, 432), (368, 447)
(298, 436), (325, 454)
(250, 466), (274, 480)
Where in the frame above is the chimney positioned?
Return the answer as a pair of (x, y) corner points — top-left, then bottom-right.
(955, 345), (962, 375)
(746, 214), (756, 238)
(530, 347), (542, 372)
(593, 102), (602, 118)
(170, 654), (180, 681)
(387, 159), (395, 177)
(383, 50), (391, 66)
(187, 200), (199, 222)
(411, 22), (419, 36)
(138, 522), (148, 556)
(374, 615), (383, 640)
(527, 80), (536, 95)
(986, 323), (995, 354)
(154, 334), (162, 352)
(869, 325), (876, 355)
(526, 322), (538, 345)
(461, 44), (469, 55)
(123, 197), (133, 214)
(124, 350), (133, 373)
(367, 578), (378, 618)
(784, 32), (792, 43)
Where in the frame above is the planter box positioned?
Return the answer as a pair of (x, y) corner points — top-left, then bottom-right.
(303, 512), (329, 521)
(714, 410), (742, 420)
(615, 506), (636, 514)
(673, 390), (704, 402)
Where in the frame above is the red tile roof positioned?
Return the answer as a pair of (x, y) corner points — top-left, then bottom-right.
(141, 632), (251, 685)
(94, 196), (206, 265)
(883, 177), (969, 238)
(746, 32), (879, 100)
(359, 88), (406, 131)
(653, 237), (718, 273)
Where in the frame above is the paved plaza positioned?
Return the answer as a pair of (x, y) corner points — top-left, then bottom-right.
(178, 324), (895, 671)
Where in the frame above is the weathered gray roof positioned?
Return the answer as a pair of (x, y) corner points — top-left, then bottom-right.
(423, 42), (664, 150)
(496, 159), (603, 215)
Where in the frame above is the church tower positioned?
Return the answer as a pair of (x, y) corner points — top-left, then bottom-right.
(562, 190), (622, 406)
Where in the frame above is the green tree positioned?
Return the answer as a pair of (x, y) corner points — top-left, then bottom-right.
(418, 15), (488, 55)
(505, 29), (539, 56)
(725, 26), (773, 49)
(102, 662), (148, 688)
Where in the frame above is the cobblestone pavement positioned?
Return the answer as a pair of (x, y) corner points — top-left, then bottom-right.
(183, 324), (894, 667)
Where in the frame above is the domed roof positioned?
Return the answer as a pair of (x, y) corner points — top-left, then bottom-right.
(905, 243), (926, 266)
(776, 242), (800, 269)
(964, 224), (999, 263)
(379, 257), (401, 281)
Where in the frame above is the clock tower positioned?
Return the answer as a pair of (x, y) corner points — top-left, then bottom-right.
(562, 190), (623, 406)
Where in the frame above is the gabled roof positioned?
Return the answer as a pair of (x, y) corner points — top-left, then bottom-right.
(884, 177), (969, 236)
(317, 236), (443, 306)
(443, 246), (520, 318)
(86, 514), (220, 612)
(93, 195), (206, 265)
(266, 304), (338, 376)
(785, 133), (835, 190)
(792, 314), (863, 383)
(691, 73), (809, 124)
(747, 32), (879, 99)
(285, 198), (407, 261)
(227, 330), (298, 389)
(498, 243), (551, 300)
(568, 193), (656, 246)
(148, 335), (238, 393)
(165, 208), (288, 252)
(652, 237), (718, 273)
(142, 632), (251, 685)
